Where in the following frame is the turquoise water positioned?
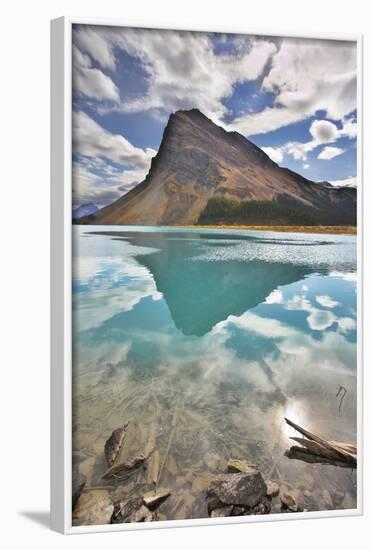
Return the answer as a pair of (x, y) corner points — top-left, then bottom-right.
(72, 226), (357, 523)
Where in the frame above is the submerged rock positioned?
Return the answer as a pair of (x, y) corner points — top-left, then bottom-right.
(280, 490), (303, 512)
(111, 489), (171, 523)
(265, 480), (280, 498)
(207, 471), (267, 512)
(73, 490), (114, 526)
(111, 497), (144, 524)
(230, 506), (246, 516)
(210, 505), (234, 518)
(72, 471), (86, 510)
(252, 496), (271, 515)
(102, 453), (146, 480)
(129, 505), (153, 523)
(104, 423), (129, 467)
(143, 489), (171, 509)
(227, 459), (256, 474)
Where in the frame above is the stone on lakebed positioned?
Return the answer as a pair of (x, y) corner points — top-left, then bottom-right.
(207, 471), (267, 508)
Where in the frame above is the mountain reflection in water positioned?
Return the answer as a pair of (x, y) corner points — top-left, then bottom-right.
(91, 230), (347, 336)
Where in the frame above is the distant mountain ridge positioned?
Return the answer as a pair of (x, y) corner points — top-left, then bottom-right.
(73, 203), (99, 220)
(82, 109), (356, 226)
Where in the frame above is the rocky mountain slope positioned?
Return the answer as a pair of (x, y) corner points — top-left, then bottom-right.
(83, 109), (356, 226)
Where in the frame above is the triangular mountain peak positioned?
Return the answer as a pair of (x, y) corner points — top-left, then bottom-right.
(84, 109), (356, 227)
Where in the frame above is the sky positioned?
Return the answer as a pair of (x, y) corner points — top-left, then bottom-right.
(72, 25), (357, 209)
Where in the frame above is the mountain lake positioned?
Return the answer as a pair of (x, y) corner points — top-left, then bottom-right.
(72, 225), (357, 524)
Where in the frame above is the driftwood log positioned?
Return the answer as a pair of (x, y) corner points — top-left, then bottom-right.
(284, 417), (356, 468)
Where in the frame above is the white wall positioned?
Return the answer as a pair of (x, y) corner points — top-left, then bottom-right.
(2, 1), (371, 548)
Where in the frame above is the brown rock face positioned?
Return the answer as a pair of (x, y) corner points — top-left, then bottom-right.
(86, 109), (356, 226)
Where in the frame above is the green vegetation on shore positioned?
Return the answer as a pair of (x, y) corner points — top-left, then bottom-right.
(196, 197), (356, 227)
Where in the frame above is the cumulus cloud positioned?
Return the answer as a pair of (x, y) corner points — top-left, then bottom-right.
(261, 115), (354, 165)
(330, 176), (357, 188)
(72, 156), (153, 208)
(72, 45), (120, 102)
(307, 309), (336, 331)
(262, 147), (283, 164)
(73, 26), (276, 121)
(315, 295), (340, 308)
(116, 31), (276, 120)
(338, 317), (357, 333)
(318, 146), (345, 160)
(329, 271), (357, 282)
(72, 27), (357, 136)
(73, 111), (156, 167)
(72, 112), (157, 207)
(219, 310), (355, 375)
(286, 292), (355, 333)
(340, 117), (357, 138)
(72, 162), (121, 207)
(265, 289), (283, 304)
(230, 38), (357, 136)
(309, 119), (339, 143)
(74, 27), (116, 70)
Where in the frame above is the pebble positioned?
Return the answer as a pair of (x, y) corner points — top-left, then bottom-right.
(265, 480), (280, 498)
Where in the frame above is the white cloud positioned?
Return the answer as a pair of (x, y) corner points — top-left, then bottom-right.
(286, 291), (354, 333)
(72, 160), (152, 208)
(225, 311), (298, 340)
(76, 27), (276, 121)
(74, 27), (116, 70)
(329, 271), (357, 282)
(229, 39), (356, 136)
(73, 256), (159, 332)
(72, 45), (120, 102)
(330, 176), (357, 188)
(338, 317), (357, 333)
(287, 294), (313, 312)
(340, 117), (357, 139)
(72, 162), (121, 207)
(309, 119), (338, 143)
(73, 111), (155, 167)
(261, 147), (283, 164)
(258, 115), (354, 165)
(72, 112), (157, 207)
(265, 289), (283, 304)
(315, 295), (340, 308)
(285, 142), (309, 161)
(307, 309), (336, 331)
(72, 27), (357, 139)
(120, 32), (275, 120)
(318, 146), (345, 160)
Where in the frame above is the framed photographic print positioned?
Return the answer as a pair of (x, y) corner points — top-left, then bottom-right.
(51, 17), (362, 534)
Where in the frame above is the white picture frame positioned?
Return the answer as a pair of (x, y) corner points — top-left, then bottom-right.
(51, 16), (363, 534)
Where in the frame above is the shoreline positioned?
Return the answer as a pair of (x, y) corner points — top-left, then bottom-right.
(75, 223), (357, 235)
(175, 225), (357, 235)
